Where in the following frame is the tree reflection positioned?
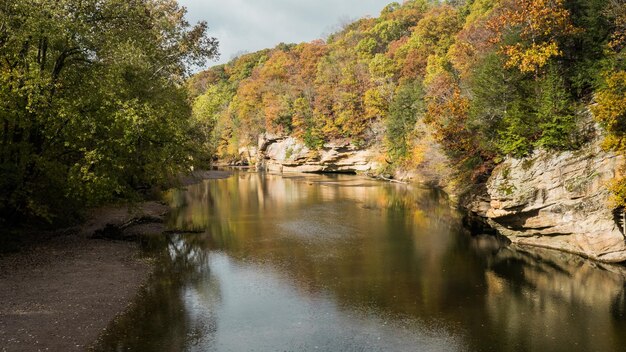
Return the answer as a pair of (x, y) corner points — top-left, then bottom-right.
(93, 234), (221, 351)
(95, 172), (626, 351)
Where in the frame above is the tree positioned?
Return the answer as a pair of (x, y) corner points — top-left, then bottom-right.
(393, 5), (462, 78)
(0, 0), (218, 225)
(488, 0), (579, 73)
(467, 51), (524, 153)
(183, 0), (620, 194)
(386, 80), (424, 161)
(590, 0), (626, 207)
(594, 71), (626, 150)
(190, 84), (232, 163)
(536, 66), (579, 150)
(448, 0), (499, 78)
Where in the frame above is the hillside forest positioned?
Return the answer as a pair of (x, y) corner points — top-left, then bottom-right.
(189, 0), (626, 202)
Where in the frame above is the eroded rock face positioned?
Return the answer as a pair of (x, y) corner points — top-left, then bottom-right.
(469, 140), (626, 263)
(253, 134), (382, 174)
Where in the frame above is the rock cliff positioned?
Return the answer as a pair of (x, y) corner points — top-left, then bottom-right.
(468, 139), (626, 263)
(251, 134), (382, 174)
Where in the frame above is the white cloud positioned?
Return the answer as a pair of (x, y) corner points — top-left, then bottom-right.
(177, 0), (393, 66)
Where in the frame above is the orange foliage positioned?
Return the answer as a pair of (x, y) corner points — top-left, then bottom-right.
(425, 86), (488, 176)
(401, 50), (429, 77)
(449, 19), (497, 78)
(294, 40), (329, 82)
(488, 0), (579, 73)
(386, 36), (409, 58)
(233, 78), (264, 142)
(260, 50), (296, 81)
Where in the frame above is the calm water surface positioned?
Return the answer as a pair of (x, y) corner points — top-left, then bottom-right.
(94, 172), (626, 351)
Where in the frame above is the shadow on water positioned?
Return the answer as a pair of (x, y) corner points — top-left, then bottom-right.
(93, 171), (626, 352)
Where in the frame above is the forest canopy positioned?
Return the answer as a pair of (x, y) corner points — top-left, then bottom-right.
(191, 0), (625, 184)
(0, 0), (218, 226)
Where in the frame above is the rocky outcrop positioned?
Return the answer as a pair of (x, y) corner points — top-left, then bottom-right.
(468, 140), (626, 263)
(252, 134), (382, 174)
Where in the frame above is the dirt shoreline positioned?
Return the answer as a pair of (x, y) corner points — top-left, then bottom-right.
(0, 170), (232, 352)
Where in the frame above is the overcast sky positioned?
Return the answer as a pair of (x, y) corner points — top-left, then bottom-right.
(177, 0), (393, 67)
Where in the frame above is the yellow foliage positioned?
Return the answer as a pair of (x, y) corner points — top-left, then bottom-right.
(608, 175), (626, 208)
(364, 88), (388, 120)
(409, 143), (427, 167)
(393, 5), (461, 78)
(592, 70), (626, 151)
(464, 0), (498, 25)
(503, 41), (561, 73)
(423, 54), (449, 89)
(488, 0), (578, 73)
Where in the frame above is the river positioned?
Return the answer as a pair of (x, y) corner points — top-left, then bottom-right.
(93, 171), (626, 351)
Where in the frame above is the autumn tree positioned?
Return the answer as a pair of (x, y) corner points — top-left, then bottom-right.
(488, 0), (579, 73)
(186, 0), (622, 192)
(191, 83), (233, 163)
(423, 54), (484, 174)
(393, 5), (462, 78)
(448, 0), (499, 78)
(593, 1), (626, 151)
(231, 77), (265, 143)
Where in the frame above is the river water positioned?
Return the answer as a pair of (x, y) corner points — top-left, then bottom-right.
(94, 171), (626, 352)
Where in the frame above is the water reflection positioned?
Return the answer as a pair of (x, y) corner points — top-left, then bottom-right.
(94, 172), (626, 352)
(480, 246), (626, 351)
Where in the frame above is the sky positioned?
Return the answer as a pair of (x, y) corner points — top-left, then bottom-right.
(177, 0), (394, 67)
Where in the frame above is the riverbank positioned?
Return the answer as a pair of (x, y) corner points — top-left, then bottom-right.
(0, 202), (166, 351)
(0, 170), (232, 351)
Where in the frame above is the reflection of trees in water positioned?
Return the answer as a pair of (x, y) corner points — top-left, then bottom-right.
(93, 234), (222, 352)
(106, 172), (626, 351)
(166, 234), (212, 282)
(169, 174), (454, 226)
(163, 173), (488, 322)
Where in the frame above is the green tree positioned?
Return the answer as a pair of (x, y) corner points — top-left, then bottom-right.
(386, 80), (425, 161)
(0, 0), (218, 225)
(468, 52), (526, 154)
(191, 84), (233, 163)
(536, 67), (579, 150)
(497, 101), (537, 157)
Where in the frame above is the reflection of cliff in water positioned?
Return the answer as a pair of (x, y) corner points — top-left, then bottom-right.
(164, 172), (457, 236)
(476, 245), (626, 352)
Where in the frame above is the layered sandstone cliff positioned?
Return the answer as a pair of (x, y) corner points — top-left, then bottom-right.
(252, 134), (382, 174)
(468, 140), (626, 263)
